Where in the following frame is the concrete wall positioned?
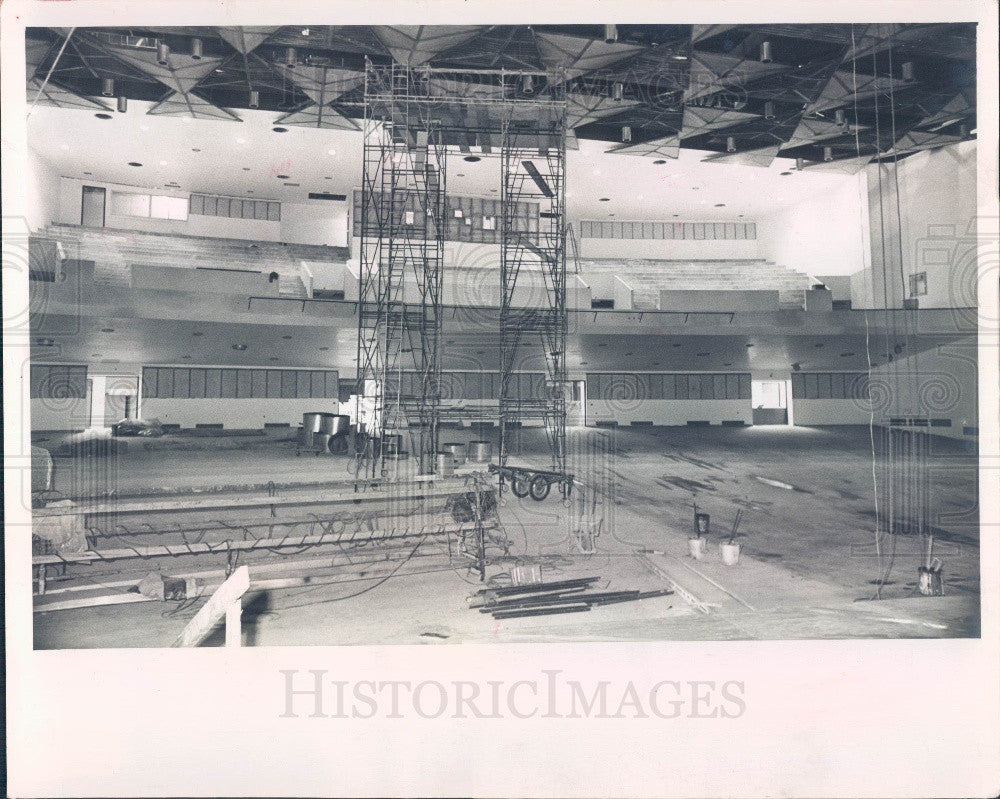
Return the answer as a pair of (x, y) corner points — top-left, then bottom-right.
(26, 148), (61, 232)
(757, 175), (868, 279)
(792, 399), (875, 427)
(586, 399), (751, 426)
(57, 177), (283, 241)
(578, 237), (761, 261)
(280, 201), (348, 247)
(141, 398), (340, 429)
(852, 140), (978, 310)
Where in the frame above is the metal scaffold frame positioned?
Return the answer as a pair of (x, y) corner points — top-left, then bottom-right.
(498, 94), (569, 485)
(356, 60), (448, 478)
(356, 60), (569, 486)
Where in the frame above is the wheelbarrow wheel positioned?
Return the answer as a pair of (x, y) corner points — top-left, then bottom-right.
(512, 474), (531, 498)
(529, 474), (551, 501)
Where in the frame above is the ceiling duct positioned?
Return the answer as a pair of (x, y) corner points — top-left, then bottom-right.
(156, 41), (170, 65)
(823, 146), (834, 162)
(760, 41), (773, 63)
(521, 74), (534, 95)
(101, 77), (115, 97)
(834, 108), (846, 126)
(726, 136), (736, 153)
(612, 81), (624, 102)
(248, 89), (259, 108)
(191, 37), (203, 59)
(285, 47), (297, 68)
(621, 125), (632, 143)
(116, 95), (127, 113)
(764, 100), (775, 120)
(604, 24), (618, 44)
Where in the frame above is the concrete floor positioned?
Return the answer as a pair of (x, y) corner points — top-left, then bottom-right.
(32, 425), (980, 647)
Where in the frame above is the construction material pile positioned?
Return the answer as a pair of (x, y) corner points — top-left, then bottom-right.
(468, 577), (672, 620)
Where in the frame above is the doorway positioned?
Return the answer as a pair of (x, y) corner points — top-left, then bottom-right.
(751, 379), (788, 425)
(81, 185), (106, 227)
(567, 380), (586, 426)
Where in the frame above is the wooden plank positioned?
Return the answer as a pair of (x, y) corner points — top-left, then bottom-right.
(172, 566), (249, 648)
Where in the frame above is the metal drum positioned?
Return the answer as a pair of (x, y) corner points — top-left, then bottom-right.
(442, 442), (467, 465)
(298, 427), (315, 449)
(468, 440), (492, 463)
(303, 412), (324, 433)
(316, 413), (340, 435)
(314, 433), (332, 453)
(435, 451), (455, 477)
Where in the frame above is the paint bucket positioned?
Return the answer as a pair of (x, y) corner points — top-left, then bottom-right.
(720, 541), (741, 566)
(442, 442), (468, 465)
(469, 440), (492, 463)
(435, 451), (455, 477)
(918, 562), (944, 596)
(688, 537), (708, 560)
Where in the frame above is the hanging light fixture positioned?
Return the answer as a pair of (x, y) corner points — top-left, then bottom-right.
(764, 100), (775, 120)
(621, 125), (632, 143)
(760, 41), (772, 63)
(191, 37), (203, 59)
(604, 24), (618, 43)
(101, 78), (115, 97)
(823, 146), (834, 162)
(835, 108), (847, 127)
(285, 47), (297, 68)
(248, 89), (260, 109)
(521, 74), (534, 95)
(156, 41), (170, 65)
(796, 157), (805, 171)
(726, 136), (736, 153)
(116, 95), (127, 113)
(612, 81), (624, 102)
(901, 61), (915, 81)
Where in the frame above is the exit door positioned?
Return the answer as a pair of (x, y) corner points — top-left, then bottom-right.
(81, 185), (106, 227)
(751, 380), (789, 425)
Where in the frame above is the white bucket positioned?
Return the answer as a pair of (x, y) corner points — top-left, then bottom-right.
(720, 542), (741, 566)
(688, 537), (708, 560)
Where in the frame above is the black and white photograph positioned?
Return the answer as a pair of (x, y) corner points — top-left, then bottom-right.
(3, 1), (998, 797)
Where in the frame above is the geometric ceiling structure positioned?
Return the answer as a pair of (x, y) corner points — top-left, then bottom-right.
(24, 23), (977, 167)
(270, 65), (363, 130)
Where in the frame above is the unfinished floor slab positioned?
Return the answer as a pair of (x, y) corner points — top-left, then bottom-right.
(32, 425), (980, 647)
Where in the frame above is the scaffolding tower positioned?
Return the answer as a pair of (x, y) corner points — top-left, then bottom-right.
(498, 93), (569, 484)
(356, 61), (569, 484)
(356, 61), (447, 478)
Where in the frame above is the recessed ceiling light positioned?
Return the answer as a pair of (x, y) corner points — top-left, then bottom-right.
(724, 362), (733, 366)
(35, 337), (55, 346)
(192, 148), (201, 152)
(282, 335), (292, 340)
(814, 343), (825, 348)
(325, 176), (332, 180)
(269, 357), (279, 361)
(327, 149), (337, 156)
(243, 167), (251, 171)
(192, 331), (203, 336)
(128, 162), (142, 167)
(463, 155), (481, 162)
(276, 174), (290, 179)
(83, 171), (92, 175)
(181, 355), (191, 360)
(247, 190), (254, 193)
(696, 352), (710, 357)
(236, 137), (247, 144)
(746, 343), (754, 347)
(598, 197), (611, 202)
(715, 203), (726, 207)
(100, 327), (114, 333)
(840, 352), (856, 357)
(780, 171), (793, 176)
(94, 113), (112, 120)
(273, 126), (288, 133)
(456, 173), (465, 177)
(672, 343), (682, 348)
(318, 346), (329, 351)
(653, 159), (667, 164)
(232, 344), (247, 351)
(692, 186), (700, 190)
